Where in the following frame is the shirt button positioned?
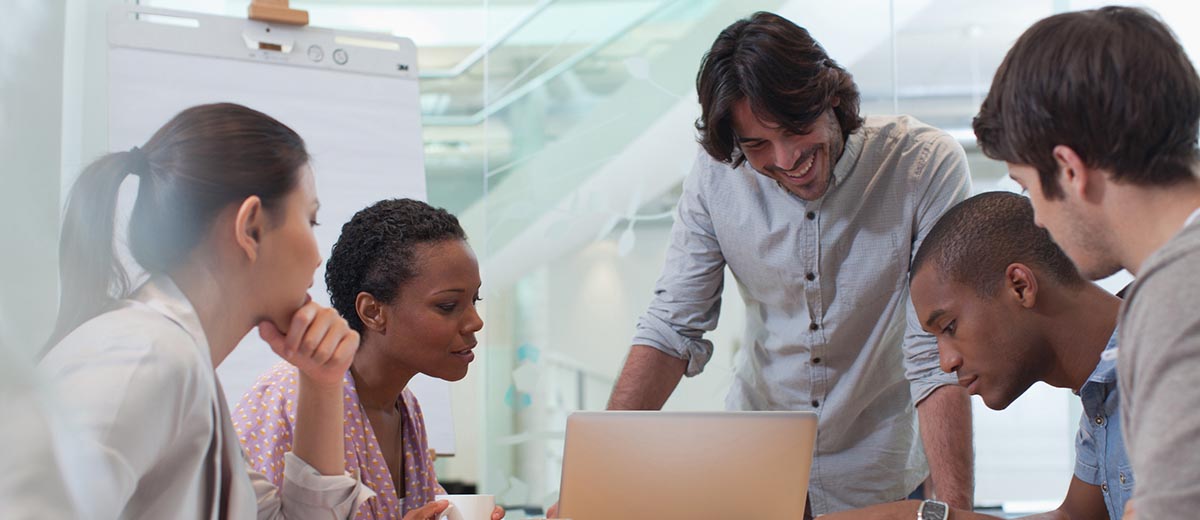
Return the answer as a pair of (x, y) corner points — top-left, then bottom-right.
(811, 400), (820, 407)
(806, 211), (816, 220)
(812, 357), (822, 364)
(806, 272), (816, 281)
(1095, 415), (1105, 426)
(1120, 473), (1127, 484)
(809, 322), (819, 331)
(1101, 482), (1109, 493)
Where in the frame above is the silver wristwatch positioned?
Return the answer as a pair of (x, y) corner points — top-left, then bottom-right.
(917, 499), (949, 520)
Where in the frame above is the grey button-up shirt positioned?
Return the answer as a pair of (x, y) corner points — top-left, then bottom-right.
(633, 116), (971, 514)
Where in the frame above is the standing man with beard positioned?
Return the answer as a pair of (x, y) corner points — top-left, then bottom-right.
(973, 7), (1200, 519)
(605, 11), (974, 516)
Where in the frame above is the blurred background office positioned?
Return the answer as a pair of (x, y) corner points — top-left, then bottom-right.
(3, 0), (1196, 517)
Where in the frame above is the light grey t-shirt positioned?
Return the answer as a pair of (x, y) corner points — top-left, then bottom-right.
(633, 116), (971, 514)
(1118, 215), (1200, 520)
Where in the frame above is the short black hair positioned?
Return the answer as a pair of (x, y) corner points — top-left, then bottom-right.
(325, 198), (467, 333)
(911, 192), (1083, 296)
(695, 11), (862, 167)
(973, 6), (1200, 199)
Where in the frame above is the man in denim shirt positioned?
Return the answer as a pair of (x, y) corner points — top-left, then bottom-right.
(825, 193), (1130, 519)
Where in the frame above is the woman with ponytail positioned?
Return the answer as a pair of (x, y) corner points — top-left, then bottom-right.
(40, 103), (374, 519)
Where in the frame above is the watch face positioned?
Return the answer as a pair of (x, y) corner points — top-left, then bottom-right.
(923, 501), (948, 520)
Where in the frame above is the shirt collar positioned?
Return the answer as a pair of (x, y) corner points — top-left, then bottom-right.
(830, 127), (867, 192)
(131, 274), (212, 368)
(1185, 207), (1200, 228)
(1085, 328), (1121, 386)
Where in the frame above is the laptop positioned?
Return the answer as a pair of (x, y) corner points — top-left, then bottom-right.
(558, 411), (817, 519)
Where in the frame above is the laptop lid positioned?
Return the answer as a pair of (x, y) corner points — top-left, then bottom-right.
(558, 411), (816, 519)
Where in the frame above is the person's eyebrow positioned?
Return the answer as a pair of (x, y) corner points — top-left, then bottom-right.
(924, 309), (947, 329)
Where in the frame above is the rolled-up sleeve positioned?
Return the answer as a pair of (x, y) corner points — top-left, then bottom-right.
(903, 133), (972, 405)
(253, 452), (375, 519)
(631, 154), (726, 377)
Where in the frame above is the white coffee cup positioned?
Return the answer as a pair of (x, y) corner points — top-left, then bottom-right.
(435, 494), (495, 520)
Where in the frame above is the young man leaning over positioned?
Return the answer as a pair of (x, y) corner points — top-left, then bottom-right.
(973, 7), (1200, 518)
(822, 192), (1130, 520)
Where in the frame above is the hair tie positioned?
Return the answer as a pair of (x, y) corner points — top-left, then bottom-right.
(128, 146), (150, 176)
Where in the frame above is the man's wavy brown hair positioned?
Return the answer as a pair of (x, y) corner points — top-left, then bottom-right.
(695, 12), (862, 167)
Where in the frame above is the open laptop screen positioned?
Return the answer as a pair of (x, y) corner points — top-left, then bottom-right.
(559, 411), (816, 519)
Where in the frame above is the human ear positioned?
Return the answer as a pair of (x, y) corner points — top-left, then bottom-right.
(1051, 145), (1094, 201)
(233, 196), (265, 262)
(356, 292), (387, 333)
(1006, 263), (1039, 309)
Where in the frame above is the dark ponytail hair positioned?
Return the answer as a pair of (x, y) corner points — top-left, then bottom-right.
(46, 103), (309, 350)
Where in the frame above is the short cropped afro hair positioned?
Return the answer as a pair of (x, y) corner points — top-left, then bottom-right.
(910, 191), (1084, 296)
(325, 198), (467, 333)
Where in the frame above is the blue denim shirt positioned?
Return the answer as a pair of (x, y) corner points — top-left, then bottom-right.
(1074, 330), (1132, 519)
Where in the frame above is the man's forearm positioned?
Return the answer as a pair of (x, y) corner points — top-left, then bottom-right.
(606, 344), (687, 410)
(917, 384), (974, 510)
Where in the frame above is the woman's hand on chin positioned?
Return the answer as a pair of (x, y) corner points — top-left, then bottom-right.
(259, 300), (359, 388)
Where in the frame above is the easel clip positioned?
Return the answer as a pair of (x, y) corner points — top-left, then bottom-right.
(247, 0), (309, 26)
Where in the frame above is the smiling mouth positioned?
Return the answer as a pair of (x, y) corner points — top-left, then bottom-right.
(776, 149), (818, 184)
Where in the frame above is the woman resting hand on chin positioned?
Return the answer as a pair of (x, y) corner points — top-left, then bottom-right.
(40, 103), (373, 519)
